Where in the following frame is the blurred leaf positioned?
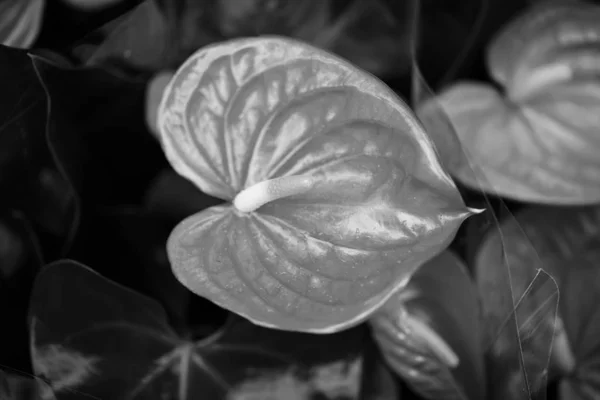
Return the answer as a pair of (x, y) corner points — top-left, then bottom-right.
(393, 0), (527, 95)
(0, 211), (44, 373)
(72, 0), (414, 79)
(370, 251), (485, 400)
(410, 5), (558, 398)
(324, 0), (411, 78)
(0, 369), (56, 400)
(417, 1), (600, 205)
(360, 355), (401, 400)
(475, 209), (561, 400)
(77, 170), (226, 332)
(72, 0), (176, 72)
(478, 206), (600, 400)
(0, 0), (45, 49)
(159, 36), (474, 334)
(78, 167), (228, 328)
(0, 45), (166, 369)
(0, 211), (44, 285)
(68, 0), (525, 86)
(60, 0), (130, 11)
(29, 260), (370, 400)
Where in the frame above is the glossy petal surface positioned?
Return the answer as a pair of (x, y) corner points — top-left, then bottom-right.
(476, 206), (600, 400)
(370, 251), (485, 400)
(158, 37), (472, 333)
(418, 2), (600, 205)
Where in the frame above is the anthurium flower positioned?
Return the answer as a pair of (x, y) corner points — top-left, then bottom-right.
(417, 1), (600, 205)
(370, 250), (486, 400)
(156, 36), (477, 333)
(476, 206), (600, 400)
(0, 0), (44, 49)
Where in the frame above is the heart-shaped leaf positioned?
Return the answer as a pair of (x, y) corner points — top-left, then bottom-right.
(0, 0), (44, 49)
(477, 206), (600, 400)
(370, 250), (485, 400)
(475, 207), (564, 400)
(157, 36), (475, 333)
(417, 1), (600, 205)
(29, 260), (370, 400)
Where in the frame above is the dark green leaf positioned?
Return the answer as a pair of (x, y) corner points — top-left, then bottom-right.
(29, 260), (370, 400)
